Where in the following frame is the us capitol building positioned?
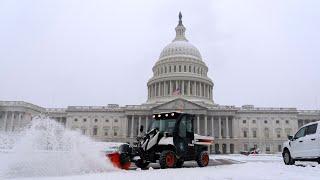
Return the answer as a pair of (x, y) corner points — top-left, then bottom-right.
(1, 13), (319, 154)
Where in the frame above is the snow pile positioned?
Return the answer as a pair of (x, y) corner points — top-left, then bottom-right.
(0, 117), (115, 179)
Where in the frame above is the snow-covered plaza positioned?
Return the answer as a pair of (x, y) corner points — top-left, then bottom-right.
(3, 154), (319, 180)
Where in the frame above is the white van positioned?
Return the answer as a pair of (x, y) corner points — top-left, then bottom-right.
(282, 121), (320, 165)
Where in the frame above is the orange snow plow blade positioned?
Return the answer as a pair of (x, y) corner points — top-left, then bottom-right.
(107, 152), (131, 170)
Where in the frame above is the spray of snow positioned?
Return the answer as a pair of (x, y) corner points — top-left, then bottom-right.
(0, 116), (116, 178)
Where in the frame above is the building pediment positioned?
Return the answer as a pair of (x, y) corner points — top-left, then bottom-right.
(151, 98), (207, 112)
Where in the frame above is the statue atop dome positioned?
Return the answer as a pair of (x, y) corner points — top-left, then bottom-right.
(179, 12), (182, 25)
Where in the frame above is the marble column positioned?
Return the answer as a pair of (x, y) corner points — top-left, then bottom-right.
(146, 116), (149, 132)
(188, 80), (191, 95)
(182, 80), (185, 95)
(170, 81), (172, 96)
(205, 115), (208, 135)
(11, 112), (14, 132)
(197, 115), (200, 134)
(175, 81), (178, 92)
(138, 116), (141, 135)
(18, 113), (22, 129)
(193, 81), (196, 96)
(218, 116), (222, 139)
(211, 116), (214, 136)
(3, 111), (7, 131)
(130, 115), (134, 138)
(226, 116), (230, 139)
(159, 82), (162, 96)
(164, 81), (167, 96)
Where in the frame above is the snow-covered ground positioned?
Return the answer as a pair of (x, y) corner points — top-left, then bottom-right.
(2, 118), (320, 180)
(4, 154), (320, 180)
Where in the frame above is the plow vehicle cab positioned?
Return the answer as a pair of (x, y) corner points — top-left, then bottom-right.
(113, 112), (214, 169)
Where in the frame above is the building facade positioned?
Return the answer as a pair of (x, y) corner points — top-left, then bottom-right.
(1, 13), (319, 154)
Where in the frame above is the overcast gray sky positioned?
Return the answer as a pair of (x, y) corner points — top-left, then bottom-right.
(0, 0), (319, 109)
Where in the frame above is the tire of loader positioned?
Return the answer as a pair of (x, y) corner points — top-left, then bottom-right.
(135, 159), (149, 169)
(159, 150), (177, 169)
(175, 159), (184, 168)
(196, 151), (209, 167)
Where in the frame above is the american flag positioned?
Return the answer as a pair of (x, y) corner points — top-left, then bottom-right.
(173, 87), (181, 96)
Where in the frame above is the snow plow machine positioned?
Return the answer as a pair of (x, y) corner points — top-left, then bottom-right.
(108, 112), (214, 169)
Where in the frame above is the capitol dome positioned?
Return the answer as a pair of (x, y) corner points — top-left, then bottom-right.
(146, 12), (214, 105)
(159, 41), (202, 60)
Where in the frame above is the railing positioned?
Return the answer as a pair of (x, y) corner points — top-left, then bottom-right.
(298, 110), (320, 114)
(46, 108), (67, 113)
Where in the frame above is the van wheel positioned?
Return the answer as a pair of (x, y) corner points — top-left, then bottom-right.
(197, 151), (209, 167)
(283, 150), (295, 165)
(159, 150), (176, 169)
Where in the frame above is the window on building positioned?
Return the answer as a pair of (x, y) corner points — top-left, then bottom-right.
(252, 120), (256, 124)
(113, 127), (119, 136)
(184, 65), (186, 72)
(189, 66), (191, 72)
(243, 120), (246, 124)
(276, 120), (279, 124)
(94, 119), (98, 123)
(264, 128), (269, 138)
(244, 144), (248, 151)
(105, 119), (109, 122)
(179, 65), (181, 72)
(165, 66), (167, 73)
(174, 66), (176, 72)
(93, 126), (98, 136)
(278, 145), (282, 152)
(264, 120), (268, 124)
(83, 118), (87, 122)
(74, 118), (78, 122)
(253, 130), (257, 138)
(285, 120), (289, 124)
(266, 145), (271, 152)
(169, 66), (171, 72)
(103, 127), (109, 136)
(81, 128), (86, 135)
(285, 128), (292, 137)
(114, 119), (118, 123)
(276, 128), (281, 138)
(243, 130), (247, 138)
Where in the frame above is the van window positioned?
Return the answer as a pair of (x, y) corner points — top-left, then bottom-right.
(306, 124), (318, 135)
(294, 127), (306, 139)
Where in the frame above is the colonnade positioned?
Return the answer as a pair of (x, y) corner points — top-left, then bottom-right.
(148, 80), (212, 99)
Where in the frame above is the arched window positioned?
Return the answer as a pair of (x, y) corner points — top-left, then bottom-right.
(103, 126), (110, 136)
(113, 126), (119, 136)
(93, 126), (98, 136)
(81, 127), (86, 135)
(264, 128), (269, 138)
(276, 128), (281, 138)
